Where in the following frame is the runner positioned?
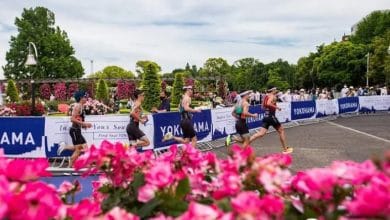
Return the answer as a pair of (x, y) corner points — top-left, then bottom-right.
(126, 89), (150, 150)
(162, 86), (201, 148)
(249, 86), (293, 154)
(225, 90), (258, 149)
(57, 90), (92, 167)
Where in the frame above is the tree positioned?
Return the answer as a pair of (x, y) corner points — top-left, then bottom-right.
(266, 69), (290, 91)
(266, 59), (296, 89)
(96, 79), (109, 102)
(351, 10), (390, 44)
(368, 30), (390, 85)
(88, 66), (134, 79)
(231, 58), (267, 91)
(6, 80), (19, 102)
(136, 60), (161, 79)
(314, 41), (367, 88)
(141, 63), (161, 111)
(3, 7), (84, 80)
(200, 58), (231, 78)
(171, 72), (184, 106)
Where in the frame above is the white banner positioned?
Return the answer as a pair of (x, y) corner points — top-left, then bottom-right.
(211, 107), (236, 138)
(276, 102), (291, 123)
(359, 96), (390, 111)
(315, 99), (339, 117)
(45, 114), (154, 156)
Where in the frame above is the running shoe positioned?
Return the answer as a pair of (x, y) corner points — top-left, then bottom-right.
(225, 134), (231, 148)
(282, 146), (293, 154)
(162, 132), (173, 142)
(57, 142), (66, 155)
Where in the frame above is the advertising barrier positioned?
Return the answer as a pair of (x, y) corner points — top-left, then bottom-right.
(1, 96), (389, 157)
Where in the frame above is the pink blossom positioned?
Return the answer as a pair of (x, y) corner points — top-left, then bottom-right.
(330, 160), (378, 184)
(145, 161), (174, 188)
(138, 184), (158, 203)
(230, 144), (254, 165)
(177, 202), (220, 220)
(291, 168), (338, 200)
(258, 166), (291, 194)
(231, 192), (261, 215)
(7, 181), (62, 220)
(58, 181), (74, 195)
(0, 176), (9, 219)
(4, 158), (51, 182)
(102, 207), (139, 220)
(212, 171), (242, 200)
(67, 199), (101, 220)
(345, 174), (390, 217)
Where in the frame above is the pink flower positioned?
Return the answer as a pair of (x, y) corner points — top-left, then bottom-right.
(212, 171), (242, 200)
(177, 202), (220, 220)
(258, 166), (291, 194)
(345, 174), (390, 217)
(231, 192), (261, 215)
(291, 168), (337, 200)
(102, 207), (139, 220)
(138, 184), (158, 203)
(145, 161), (173, 188)
(58, 181), (74, 195)
(230, 144), (254, 165)
(7, 181), (62, 220)
(0, 176), (9, 219)
(330, 160), (378, 185)
(4, 158), (51, 182)
(67, 199), (101, 220)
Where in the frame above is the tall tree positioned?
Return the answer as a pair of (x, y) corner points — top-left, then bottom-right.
(141, 62), (161, 111)
(351, 10), (390, 44)
(6, 80), (19, 102)
(171, 72), (184, 106)
(136, 60), (161, 80)
(368, 30), (390, 85)
(200, 58), (231, 78)
(88, 66), (134, 79)
(96, 79), (109, 102)
(231, 58), (267, 91)
(3, 7), (84, 80)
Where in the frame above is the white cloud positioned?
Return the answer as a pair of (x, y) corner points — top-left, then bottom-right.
(0, 0), (389, 79)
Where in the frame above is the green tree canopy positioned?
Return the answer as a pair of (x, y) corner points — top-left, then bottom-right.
(88, 66), (134, 79)
(141, 63), (161, 111)
(351, 10), (390, 44)
(368, 30), (390, 85)
(96, 79), (109, 102)
(230, 58), (267, 91)
(200, 58), (231, 78)
(136, 60), (161, 79)
(3, 7), (84, 80)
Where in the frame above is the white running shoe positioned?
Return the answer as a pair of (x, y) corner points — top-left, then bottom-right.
(57, 142), (66, 155)
(162, 132), (173, 142)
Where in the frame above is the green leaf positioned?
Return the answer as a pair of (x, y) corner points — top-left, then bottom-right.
(131, 172), (145, 197)
(216, 198), (232, 212)
(138, 198), (163, 218)
(98, 184), (112, 194)
(175, 177), (190, 199)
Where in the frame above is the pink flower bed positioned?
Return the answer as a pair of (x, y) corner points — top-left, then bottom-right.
(0, 142), (389, 219)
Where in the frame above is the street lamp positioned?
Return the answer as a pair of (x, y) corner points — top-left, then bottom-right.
(366, 52), (370, 87)
(25, 42), (38, 116)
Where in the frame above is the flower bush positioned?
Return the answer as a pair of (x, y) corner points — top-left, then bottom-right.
(116, 80), (135, 99)
(7, 102), (45, 116)
(54, 82), (67, 101)
(39, 83), (52, 100)
(0, 106), (16, 116)
(0, 141), (389, 219)
(68, 83), (79, 99)
(68, 98), (112, 115)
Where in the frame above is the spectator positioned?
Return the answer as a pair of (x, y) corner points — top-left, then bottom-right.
(255, 91), (261, 105)
(151, 91), (171, 113)
(318, 89), (328, 100)
(346, 86), (356, 97)
(380, 86), (388, 96)
(341, 85), (348, 98)
(281, 89), (292, 102)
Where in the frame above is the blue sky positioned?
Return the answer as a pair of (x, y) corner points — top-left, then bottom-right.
(0, 0), (389, 79)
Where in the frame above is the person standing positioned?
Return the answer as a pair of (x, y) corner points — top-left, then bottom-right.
(151, 90), (171, 113)
(162, 86), (201, 148)
(249, 86), (293, 154)
(225, 90), (258, 149)
(57, 90), (92, 167)
(126, 89), (150, 149)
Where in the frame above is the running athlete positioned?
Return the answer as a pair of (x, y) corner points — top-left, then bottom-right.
(225, 90), (258, 149)
(57, 90), (92, 167)
(249, 86), (293, 154)
(126, 89), (150, 149)
(163, 86), (201, 148)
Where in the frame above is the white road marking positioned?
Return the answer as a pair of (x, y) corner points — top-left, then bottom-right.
(326, 121), (390, 144)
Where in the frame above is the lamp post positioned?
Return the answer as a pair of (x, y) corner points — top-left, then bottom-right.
(25, 42), (38, 116)
(366, 52), (370, 87)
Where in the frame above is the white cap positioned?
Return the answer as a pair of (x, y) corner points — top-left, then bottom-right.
(239, 90), (252, 97)
(183, 85), (193, 90)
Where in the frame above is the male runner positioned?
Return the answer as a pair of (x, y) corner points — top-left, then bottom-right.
(127, 89), (150, 149)
(163, 86), (201, 148)
(249, 86), (293, 154)
(225, 90), (258, 149)
(57, 90), (92, 167)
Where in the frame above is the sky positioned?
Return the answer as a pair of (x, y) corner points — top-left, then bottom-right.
(0, 0), (389, 79)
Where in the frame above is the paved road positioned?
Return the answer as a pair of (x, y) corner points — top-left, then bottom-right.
(212, 114), (390, 171)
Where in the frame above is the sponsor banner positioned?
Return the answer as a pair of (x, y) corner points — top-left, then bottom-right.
(0, 117), (45, 158)
(152, 110), (212, 149)
(338, 97), (359, 114)
(291, 101), (316, 120)
(45, 115), (154, 157)
(276, 102), (291, 123)
(246, 105), (265, 130)
(211, 107), (236, 140)
(316, 99), (339, 118)
(359, 96), (390, 112)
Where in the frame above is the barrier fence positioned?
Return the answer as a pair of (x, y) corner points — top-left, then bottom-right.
(1, 96), (389, 158)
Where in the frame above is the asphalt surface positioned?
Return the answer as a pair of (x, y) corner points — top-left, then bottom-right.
(212, 113), (390, 171)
